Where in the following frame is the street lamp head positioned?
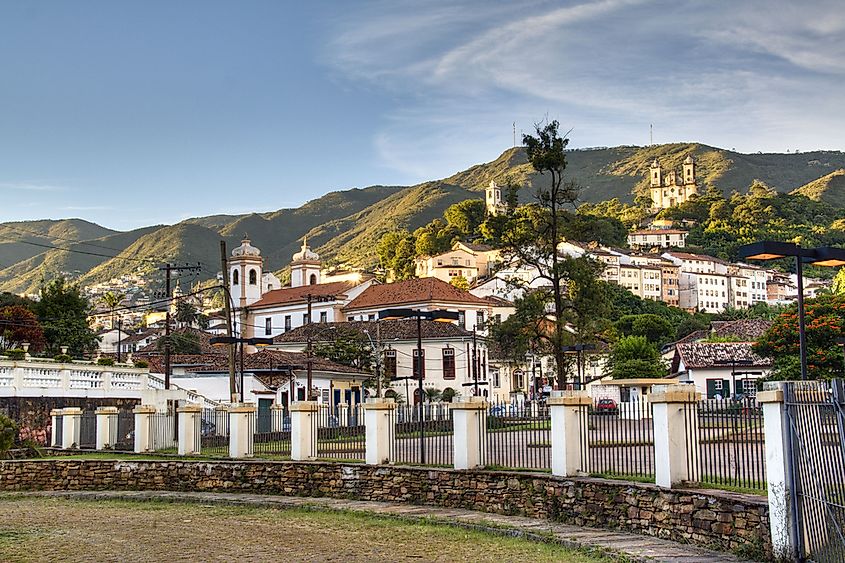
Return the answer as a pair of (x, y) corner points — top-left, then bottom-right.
(210, 336), (236, 347)
(431, 310), (460, 322)
(737, 241), (802, 261)
(248, 337), (275, 347)
(378, 308), (416, 321)
(807, 247), (845, 267)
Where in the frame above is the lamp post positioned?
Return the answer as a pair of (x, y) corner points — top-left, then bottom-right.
(378, 308), (460, 465)
(561, 343), (596, 390)
(210, 336), (274, 402)
(738, 241), (845, 381)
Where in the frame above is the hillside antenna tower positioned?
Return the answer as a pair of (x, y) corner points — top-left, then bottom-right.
(650, 124), (653, 146)
(513, 122), (516, 147)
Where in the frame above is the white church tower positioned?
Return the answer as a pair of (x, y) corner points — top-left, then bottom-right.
(291, 237), (321, 288)
(485, 180), (506, 215)
(229, 237), (263, 309)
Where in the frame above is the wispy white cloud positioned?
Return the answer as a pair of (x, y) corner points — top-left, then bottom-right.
(324, 0), (845, 178)
(0, 182), (68, 192)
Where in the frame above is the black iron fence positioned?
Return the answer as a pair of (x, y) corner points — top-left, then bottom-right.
(148, 413), (177, 452)
(78, 411), (96, 449)
(695, 397), (766, 491)
(785, 380), (845, 562)
(588, 398), (654, 479)
(253, 407), (291, 459)
(315, 405), (365, 461)
(200, 408), (229, 457)
(114, 411), (135, 451)
(484, 400), (551, 471)
(391, 403), (453, 466)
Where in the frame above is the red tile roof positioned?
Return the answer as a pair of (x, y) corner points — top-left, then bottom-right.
(344, 277), (490, 311)
(250, 281), (360, 309)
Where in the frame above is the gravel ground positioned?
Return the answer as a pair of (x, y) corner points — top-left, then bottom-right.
(0, 496), (605, 562)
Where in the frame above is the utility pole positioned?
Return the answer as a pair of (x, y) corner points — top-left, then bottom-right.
(220, 241), (237, 403)
(159, 262), (202, 390)
(116, 318), (122, 363)
(472, 326), (478, 397)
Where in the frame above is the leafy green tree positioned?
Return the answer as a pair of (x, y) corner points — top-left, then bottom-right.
(491, 121), (611, 388)
(33, 278), (99, 357)
(424, 387), (442, 403)
(312, 327), (373, 371)
(157, 331), (202, 355)
(615, 314), (675, 348)
(0, 413), (17, 459)
(413, 220), (455, 257)
(754, 294), (845, 380)
(175, 301), (199, 328)
(450, 275), (469, 291)
(0, 292), (34, 310)
(444, 199), (486, 236)
(0, 306), (46, 352)
(377, 230), (417, 280)
(606, 335), (666, 379)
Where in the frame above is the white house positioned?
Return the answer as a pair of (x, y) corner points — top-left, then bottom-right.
(343, 277), (493, 334)
(627, 229), (688, 249)
(671, 341), (771, 399)
(272, 320), (506, 403)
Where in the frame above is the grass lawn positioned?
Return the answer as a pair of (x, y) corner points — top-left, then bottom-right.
(0, 496), (610, 562)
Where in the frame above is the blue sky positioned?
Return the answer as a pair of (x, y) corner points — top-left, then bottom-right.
(1, 0), (843, 230)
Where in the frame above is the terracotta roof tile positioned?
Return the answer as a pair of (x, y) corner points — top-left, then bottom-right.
(675, 342), (771, 369)
(273, 320), (474, 344)
(250, 281), (359, 309)
(344, 277), (490, 310)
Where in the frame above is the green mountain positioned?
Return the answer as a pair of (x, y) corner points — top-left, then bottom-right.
(791, 169), (845, 207)
(1, 143), (843, 292)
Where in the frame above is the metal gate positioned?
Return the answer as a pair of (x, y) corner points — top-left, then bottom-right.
(785, 380), (845, 562)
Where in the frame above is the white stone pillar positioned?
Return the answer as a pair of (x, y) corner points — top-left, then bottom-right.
(178, 405), (202, 456)
(133, 405), (156, 453)
(61, 407), (82, 449)
(228, 403), (256, 458)
(270, 403), (286, 432)
(290, 401), (318, 461)
(50, 409), (62, 447)
(549, 391), (591, 477)
(451, 397), (488, 470)
(650, 384), (700, 488)
(364, 398), (395, 465)
(95, 407), (118, 450)
(759, 385), (798, 560)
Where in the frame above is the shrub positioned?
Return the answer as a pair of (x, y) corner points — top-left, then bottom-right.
(5, 349), (25, 360)
(53, 354), (72, 363)
(0, 413), (18, 459)
(97, 357), (115, 366)
(133, 360), (149, 368)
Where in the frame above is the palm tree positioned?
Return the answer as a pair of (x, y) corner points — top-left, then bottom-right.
(99, 291), (124, 330)
(424, 387), (442, 403)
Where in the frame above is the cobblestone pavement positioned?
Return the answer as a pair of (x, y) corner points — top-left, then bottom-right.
(17, 490), (751, 562)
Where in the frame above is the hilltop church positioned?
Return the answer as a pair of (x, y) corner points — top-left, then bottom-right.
(648, 156), (698, 209)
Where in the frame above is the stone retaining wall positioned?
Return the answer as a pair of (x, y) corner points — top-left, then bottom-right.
(0, 459), (771, 558)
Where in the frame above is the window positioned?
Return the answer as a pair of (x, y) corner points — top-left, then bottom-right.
(458, 311), (466, 328)
(232, 270), (239, 285)
(477, 311), (485, 328)
(303, 313), (309, 325)
(368, 314), (376, 321)
(442, 348), (455, 380)
(491, 368), (500, 389)
(743, 379), (758, 397)
(319, 311), (327, 323)
(265, 318), (272, 336)
(284, 315), (291, 332)
(413, 349), (425, 379)
(309, 274), (317, 285)
(249, 269), (257, 285)
(384, 350), (397, 378)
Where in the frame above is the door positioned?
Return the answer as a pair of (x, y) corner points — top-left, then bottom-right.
(257, 398), (272, 433)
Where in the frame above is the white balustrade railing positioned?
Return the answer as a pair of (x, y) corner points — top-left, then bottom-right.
(22, 367), (62, 388)
(0, 367), (12, 387)
(69, 370), (103, 389)
(147, 372), (221, 410)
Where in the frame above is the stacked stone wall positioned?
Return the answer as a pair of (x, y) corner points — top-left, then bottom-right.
(0, 459), (770, 557)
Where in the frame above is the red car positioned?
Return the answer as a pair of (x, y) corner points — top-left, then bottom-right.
(595, 398), (619, 415)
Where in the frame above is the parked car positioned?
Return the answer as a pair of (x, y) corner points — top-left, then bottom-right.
(594, 398), (619, 415)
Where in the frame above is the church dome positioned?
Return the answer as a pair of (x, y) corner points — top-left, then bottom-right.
(232, 237), (261, 257)
(684, 155), (694, 164)
(292, 237), (320, 262)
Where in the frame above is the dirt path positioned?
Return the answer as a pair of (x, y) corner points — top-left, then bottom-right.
(0, 496), (602, 563)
